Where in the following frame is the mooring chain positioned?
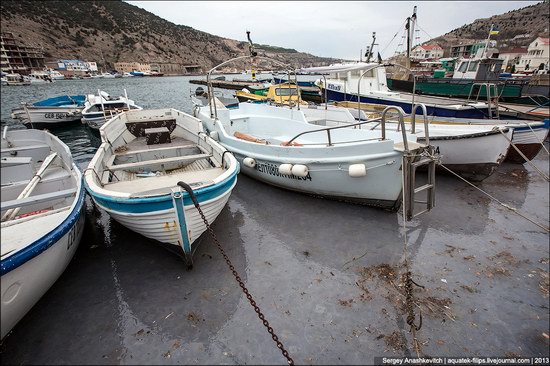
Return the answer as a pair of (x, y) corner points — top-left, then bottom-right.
(403, 270), (424, 332)
(177, 182), (294, 366)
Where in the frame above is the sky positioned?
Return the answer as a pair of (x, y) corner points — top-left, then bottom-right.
(126, 1), (540, 61)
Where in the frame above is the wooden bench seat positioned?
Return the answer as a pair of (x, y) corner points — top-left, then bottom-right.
(106, 153), (212, 172)
(1, 188), (77, 211)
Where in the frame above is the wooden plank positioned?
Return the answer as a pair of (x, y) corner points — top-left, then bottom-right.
(1, 188), (77, 211)
(1, 144), (50, 153)
(107, 153), (212, 171)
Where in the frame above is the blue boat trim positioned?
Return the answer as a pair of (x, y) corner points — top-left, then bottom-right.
(1, 179), (86, 276)
(85, 168), (238, 214)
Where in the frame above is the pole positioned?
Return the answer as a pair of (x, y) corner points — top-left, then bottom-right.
(482, 24), (493, 59)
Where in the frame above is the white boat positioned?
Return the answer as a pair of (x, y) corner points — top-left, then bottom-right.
(304, 62), (495, 119)
(82, 90), (143, 131)
(101, 72), (116, 78)
(47, 70), (65, 80)
(84, 108), (239, 267)
(5, 73), (31, 86)
(195, 100), (428, 209)
(28, 71), (55, 84)
(332, 101), (550, 164)
(11, 95), (86, 129)
(1, 127), (85, 339)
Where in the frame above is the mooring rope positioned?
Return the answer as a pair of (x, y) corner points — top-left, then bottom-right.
(497, 128), (549, 182)
(437, 163), (549, 233)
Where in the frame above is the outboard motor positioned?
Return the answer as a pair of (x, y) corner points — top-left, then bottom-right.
(195, 87), (205, 97)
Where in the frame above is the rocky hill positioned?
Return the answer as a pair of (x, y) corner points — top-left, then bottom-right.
(430, 1), (549, 55)
(0, 0), (341, 71)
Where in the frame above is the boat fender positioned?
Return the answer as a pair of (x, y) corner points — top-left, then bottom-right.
(243, 157), (256, 168)
(291, 164), (309, 178)
(278, 163), (293, 175)
(210, 131), (219, 141)
(349, 164), (367, 177)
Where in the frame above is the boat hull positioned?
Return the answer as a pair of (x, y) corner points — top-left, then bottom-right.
(323, 87), (491, 119)
(1, 180), (85, 339)
(504, 120), (550, 163)
(86, 170), (237, 249)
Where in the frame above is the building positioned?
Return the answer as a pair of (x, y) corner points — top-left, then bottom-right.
(410, 44), (444, 61)
(450, 41), (497, 59)
(113, 62), (151, 74)
(498, 47), (528, 72)
(56, 59), (97, 76)
(1, 32), (45, 75)
(517, 37), (549, 71)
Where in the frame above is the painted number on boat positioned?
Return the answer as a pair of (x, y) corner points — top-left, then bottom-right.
(45, 112), (70, 119)
(255, 162), (312, 181)
(327, 84), (341, 91)
(67, 213), (84, 250)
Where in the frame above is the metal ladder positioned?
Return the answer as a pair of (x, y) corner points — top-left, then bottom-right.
(383, 105), (436, 220)
(467, 82), (500, 119)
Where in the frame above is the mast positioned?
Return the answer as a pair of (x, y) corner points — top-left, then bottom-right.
(406, 6), (417, 70)
(482, 24), (494, 59)
(365, 32), (377, 63)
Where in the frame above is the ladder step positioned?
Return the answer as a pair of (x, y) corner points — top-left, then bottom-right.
(411, 158), (435, 168)
(414, 184), (434, 194)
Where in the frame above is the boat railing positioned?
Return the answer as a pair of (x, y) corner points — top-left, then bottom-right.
(467, 82), (500, 119)
(285, 106), (411, 152)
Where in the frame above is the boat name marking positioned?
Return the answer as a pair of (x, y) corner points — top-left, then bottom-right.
(327, 83), (341, 91)
(45, 112), (70, 119)
(67, 213), (84, 250)
(255, 162), (312, 181)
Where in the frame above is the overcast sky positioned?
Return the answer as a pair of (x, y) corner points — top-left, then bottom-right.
(126, 1), (540, 60)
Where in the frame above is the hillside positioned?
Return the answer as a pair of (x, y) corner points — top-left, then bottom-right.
(0, 0), (340, 71)
(430, 1), (549, 54)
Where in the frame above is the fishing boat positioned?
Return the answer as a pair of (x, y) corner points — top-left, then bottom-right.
(84, 108), (239, 268)
(308, 62), (495, 119)
(81, 90), (142, 131)
(235, 82), (308, 106)
(5, 73), (31, 86)
(11, 95), (86, 129)
(47, 70), (65, 80)
(28, 71), (54, 84)
(1, 127), (86, 339)
(333, 101), (550, 163)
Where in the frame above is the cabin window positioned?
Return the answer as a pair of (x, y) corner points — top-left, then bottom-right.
(467, 61), (479, 72)
(458, 62), (468, 73)
(275, 88), (298, 96)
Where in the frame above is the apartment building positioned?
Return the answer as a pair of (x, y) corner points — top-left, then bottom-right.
(1, 32), (44, 75)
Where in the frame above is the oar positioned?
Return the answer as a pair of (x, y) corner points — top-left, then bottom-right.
(2, 152), (58, 221)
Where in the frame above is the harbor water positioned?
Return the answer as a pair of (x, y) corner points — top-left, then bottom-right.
(0, 77), (549, 364)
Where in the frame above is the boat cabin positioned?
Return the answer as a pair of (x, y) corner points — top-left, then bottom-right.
(452, 57), (504, 80)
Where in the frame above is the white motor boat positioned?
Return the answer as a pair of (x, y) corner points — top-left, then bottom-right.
(84, 108), (239, 267)
(82, 90), (142, 131)
(1, 127), (85, 339)
(11, 95), (86, 129)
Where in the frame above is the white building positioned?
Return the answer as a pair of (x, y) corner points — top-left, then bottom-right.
(498, 47), (528, 71)
(411, 44), (444, 61)
(517, 37), (549, 71)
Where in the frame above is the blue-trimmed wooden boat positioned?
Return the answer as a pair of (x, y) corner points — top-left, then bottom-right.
(11, 95), (86, 129)
(84, 108), (239, 268)
(1, 127), (85, 339)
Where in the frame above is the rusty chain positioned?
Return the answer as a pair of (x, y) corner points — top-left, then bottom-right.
(403, 270), (424, 332)
(178, 182), (294, 365)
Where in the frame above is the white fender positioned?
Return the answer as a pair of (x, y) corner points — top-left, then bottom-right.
(291, 164), (309, 178)
(349, 164), (367, 177)
(278, 163), (293, 175)
(243, 157), (256, 168)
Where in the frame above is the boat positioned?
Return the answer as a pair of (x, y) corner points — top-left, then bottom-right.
(235, 82), (308, 106)
(192, 87), (239, 108)
(129, 71), (145, 77)
(47, 70), (65, 80)
(83, 108), (239, 267)
(5, 73), (31, 86)
(196, 98), (433, 209)
(308, 62), (495, 119)
(272, 74), (317, 87)
(1, 127), (86, 339)
(1, 72), (7, 86)
(28, 71), (54, 84)
(81, 90), (143, 131)
(333, 101), (550, 163)
(100, 72), (116, 79)
(122, 72), (135, 78)
(11, 95), (87, 129)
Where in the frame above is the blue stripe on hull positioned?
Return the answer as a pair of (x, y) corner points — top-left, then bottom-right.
(85, 169), (238, 214)
(1, 179), (86, 276)
(324, 88), (490, 119)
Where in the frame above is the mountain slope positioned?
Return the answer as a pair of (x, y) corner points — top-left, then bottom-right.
(0, 0), (340, 70)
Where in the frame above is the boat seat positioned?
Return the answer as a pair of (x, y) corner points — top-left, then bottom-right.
(1, 144), (51, 156)
(104, 167), (224, 196)
(106, 153), (212, 172)
(1, 188), (77, 211)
